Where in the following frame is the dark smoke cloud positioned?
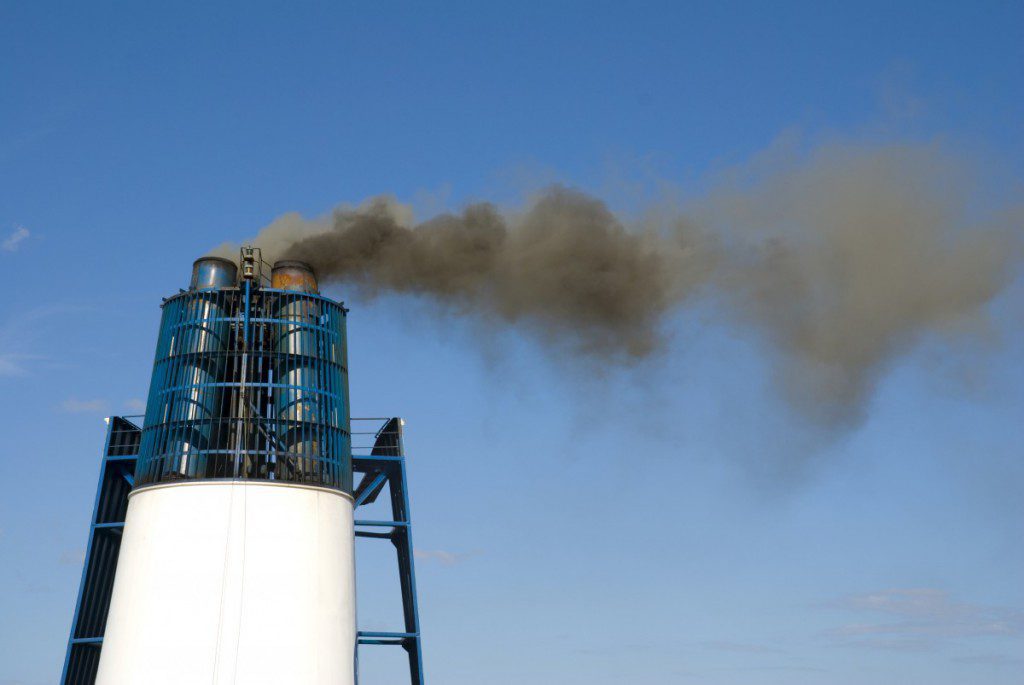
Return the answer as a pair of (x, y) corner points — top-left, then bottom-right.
(212, 140), (1021, 425)
(279, 189), (711, 357)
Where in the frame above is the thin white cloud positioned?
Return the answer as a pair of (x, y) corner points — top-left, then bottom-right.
(61, 398), (108, 413)
(702, 641), (787, 655)
(823, 588), (1024, 648)
(953, 653), (1024, 666)
(414, 548), (478, 566)
(59, 548), (86, 566)
(2, 225), (30, 252)
(124, 397), (146, 412)
(0, 355), (24, 376)
(0, 306), (75, 377)
(0, 305), (97, 379)
(0, 353), (42, 377)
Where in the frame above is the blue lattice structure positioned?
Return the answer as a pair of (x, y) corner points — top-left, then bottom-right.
(137, 272), (352, 491)
(60, 417), (139, 684)
(61, 416), (424, 684)
(352, 417), (425, 684)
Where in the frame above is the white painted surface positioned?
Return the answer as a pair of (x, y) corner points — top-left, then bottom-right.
(96, 481), (356, 685)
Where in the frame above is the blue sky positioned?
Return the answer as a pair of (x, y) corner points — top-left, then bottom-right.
(1, 2), (1022, 684)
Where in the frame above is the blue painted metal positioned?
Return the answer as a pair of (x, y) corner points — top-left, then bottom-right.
(352, 417), (425, 685)
(354, 471), (388, 507)
(61, 417), (140, 685)
(136, 285), (352, 492)
(62, 415), (425, 685)
(60, 419), (113, 685)
(354, 519), (410, 527)
(69, 637), (104, 645)
(117, 468), (133, 487)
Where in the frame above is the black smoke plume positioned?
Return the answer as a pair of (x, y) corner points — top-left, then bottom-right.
(213, 140), (1021, 425)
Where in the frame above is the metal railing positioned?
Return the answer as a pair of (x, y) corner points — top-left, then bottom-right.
(351, 417), (404, 455)
(100, 416), (403, 458)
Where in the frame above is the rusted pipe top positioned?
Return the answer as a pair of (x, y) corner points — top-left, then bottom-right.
(271, 260), (318, 293)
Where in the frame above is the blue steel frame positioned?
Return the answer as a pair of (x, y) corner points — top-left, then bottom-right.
(60, 417), (139, 685)
(352, 417), (425, 684)
(61, 416), (424, 685)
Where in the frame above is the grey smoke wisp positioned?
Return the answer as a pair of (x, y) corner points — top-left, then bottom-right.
(696, 141), (1020, 425)
(214, 141), (1020, 425)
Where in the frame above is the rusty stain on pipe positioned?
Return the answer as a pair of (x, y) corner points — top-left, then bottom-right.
(272, 260), (318, 293)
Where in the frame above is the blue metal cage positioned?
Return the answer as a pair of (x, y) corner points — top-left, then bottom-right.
(136, 286), (352, 492)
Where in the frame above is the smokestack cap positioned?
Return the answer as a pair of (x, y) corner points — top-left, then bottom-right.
(191, 257), (238, 290)
(272, 260), (318, 293)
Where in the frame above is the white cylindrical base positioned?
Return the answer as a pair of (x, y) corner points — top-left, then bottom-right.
(96, 481), (356, 685)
